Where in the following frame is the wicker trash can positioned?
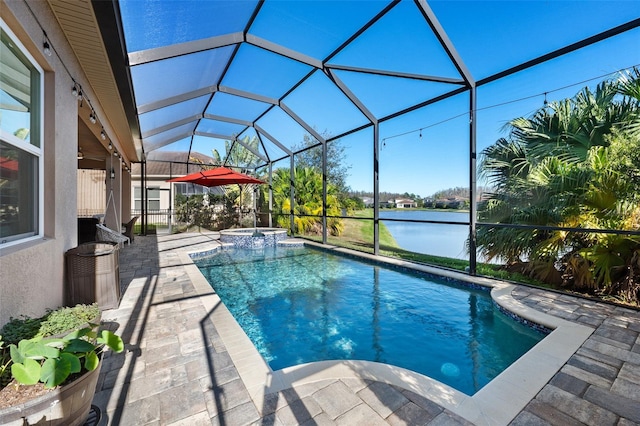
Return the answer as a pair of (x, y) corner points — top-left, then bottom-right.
(65, 242), (120, 310)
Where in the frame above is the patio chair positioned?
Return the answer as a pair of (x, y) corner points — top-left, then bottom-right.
(96, 223), (129, 248)
(122, 216), (139, 242)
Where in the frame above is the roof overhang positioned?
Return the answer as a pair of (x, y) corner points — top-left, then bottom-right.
(47, 0), (141, 163)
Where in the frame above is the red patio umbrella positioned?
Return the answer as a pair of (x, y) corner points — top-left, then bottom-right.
(167, 166), (265, 227)
(166, 166), (264, 187)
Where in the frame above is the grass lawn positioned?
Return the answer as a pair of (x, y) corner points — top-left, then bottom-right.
(300, 210), (543, 287)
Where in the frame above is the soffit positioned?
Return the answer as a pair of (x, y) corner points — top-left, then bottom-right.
(46, 0), (139, 164)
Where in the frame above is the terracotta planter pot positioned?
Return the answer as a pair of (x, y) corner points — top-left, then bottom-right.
(0, 362), (101, 426)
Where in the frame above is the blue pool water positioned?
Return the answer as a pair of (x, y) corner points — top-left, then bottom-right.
(194, 246), (545, 395)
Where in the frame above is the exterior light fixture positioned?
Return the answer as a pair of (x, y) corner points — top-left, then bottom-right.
(43, 39), (51, 56)
(89, 112), (97, 124)
(110, 168), (115, 179)
(107, 141), (112, 150)
(72, 84), (78, 97)
(100, 129), (106, 140)
(42, 31), (52, 56)
(114, 151), (119, 157)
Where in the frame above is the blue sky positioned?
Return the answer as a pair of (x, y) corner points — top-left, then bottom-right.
(120, 1), (640, 198)
(341, 1), (640, 197)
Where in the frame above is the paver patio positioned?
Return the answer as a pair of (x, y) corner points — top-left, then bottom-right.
(93, 232), (640, 425)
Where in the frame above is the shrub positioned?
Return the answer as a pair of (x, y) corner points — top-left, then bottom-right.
(1, 304), (101, 345)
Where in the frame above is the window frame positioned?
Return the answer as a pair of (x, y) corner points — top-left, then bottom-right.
(0, 19), (44, 248)
(134, 185), (161, 211)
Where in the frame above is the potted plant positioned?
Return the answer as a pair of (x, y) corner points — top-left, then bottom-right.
(0, 305), (123, 426)
(0, 303), (102, 344)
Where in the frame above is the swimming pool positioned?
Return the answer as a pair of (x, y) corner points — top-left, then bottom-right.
(194, 245), (545, 395)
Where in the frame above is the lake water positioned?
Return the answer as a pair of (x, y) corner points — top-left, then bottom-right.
(379, 210), (471, 259)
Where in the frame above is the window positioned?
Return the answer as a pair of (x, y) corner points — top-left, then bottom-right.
(134, 186), (160, 210)
(0, 22), (43, 246)
(174, 182), (219, 196)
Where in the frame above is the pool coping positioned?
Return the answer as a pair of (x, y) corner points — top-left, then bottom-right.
(179, 239), (595, 426)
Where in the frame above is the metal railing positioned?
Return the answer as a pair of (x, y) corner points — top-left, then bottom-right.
(129, 209), (188, 234)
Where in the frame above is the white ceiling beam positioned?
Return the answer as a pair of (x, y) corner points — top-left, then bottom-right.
(279, 102), (325, 144)
(141, 115), (201, 139)
(128, 32), (244, 66)
(246, 34), (323, 69)
(254, 124), (292, 156)
(203, 113), (253, 127)
(325, 64), (465, 85)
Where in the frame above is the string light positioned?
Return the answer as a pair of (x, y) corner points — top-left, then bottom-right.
(22, 2), (127, 169)
(382, 64), (640, 146)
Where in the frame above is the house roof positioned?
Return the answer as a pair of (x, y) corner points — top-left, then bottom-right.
(131, 151), (217, 177)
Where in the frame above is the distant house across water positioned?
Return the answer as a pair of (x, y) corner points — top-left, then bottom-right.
(393, 199), (417, 208)
(430, 197), (467, 209)
(380, 198), (417, 208)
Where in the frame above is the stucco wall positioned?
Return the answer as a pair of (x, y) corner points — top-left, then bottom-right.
(1, 1), (81, 326)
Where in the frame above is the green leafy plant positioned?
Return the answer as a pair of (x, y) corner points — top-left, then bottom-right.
(0, 336), (11, 387)
(1, 304), (101, 345)
(476, 69), (640, 304)
(7, 324), (123, 389)
(37, 304), (101, 338)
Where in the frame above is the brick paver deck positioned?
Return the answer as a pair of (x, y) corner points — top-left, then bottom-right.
(93, 233), (640, 425)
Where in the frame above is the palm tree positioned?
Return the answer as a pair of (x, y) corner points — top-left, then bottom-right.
(271, 166), (343, 236)
(616, 67), (640, 138)
(477, 69), (640, 302)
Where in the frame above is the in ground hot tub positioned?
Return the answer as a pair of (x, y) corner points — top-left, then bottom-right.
(220, 228), (288, 248)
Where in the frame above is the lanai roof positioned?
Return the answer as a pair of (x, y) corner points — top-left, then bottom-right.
(85, 0), (640, 171)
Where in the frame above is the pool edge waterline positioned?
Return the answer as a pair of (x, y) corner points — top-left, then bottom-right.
(179, 239), (594, 426)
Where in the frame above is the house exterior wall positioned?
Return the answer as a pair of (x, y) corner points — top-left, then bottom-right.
(0, 1), (114, 326)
